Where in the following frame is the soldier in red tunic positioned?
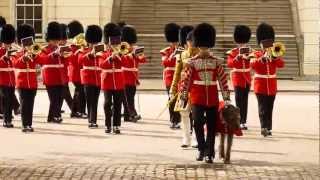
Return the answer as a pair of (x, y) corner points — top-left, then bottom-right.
(0, 24), (16, 128)
(227, 25), (252, 130)
(100, 23), (124, 134)
(13, 24), (38, 132)
(78, 25), (102, 128)
(178, 23), (230, 163)
(160, 23), (181, 129)
(121, 25), (146, 122)
(0, 16), (6, 119)
(67, 20), (87, 118)
(250, 23), (285, 137)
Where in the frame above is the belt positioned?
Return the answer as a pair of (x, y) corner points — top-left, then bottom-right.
(82, 66), (101, 71)
(231, 68), (251, 73)
(0, 68), (14, 72)
(193, 80), (217, 86)
(102, 69), (123, 73)
(164, 67), (175, 71)
(254, 74), (277, 78)
(42, 64), (64, 69)
(15, 69), (37, 73)
(122, 67), (138, 72)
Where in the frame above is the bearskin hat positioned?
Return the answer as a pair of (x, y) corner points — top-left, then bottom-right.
(121, 25), (137, 44)
(67, 20), (84, 39)
(179, 25), (194, 46)
(46, 21), (62, 41)
(0, 24), (15, 44)
(233, 25), (251, 44)
(103, 23), (121, 43)
(256, 23), (275, 44)
(17, 24), (35, 44)
(0, 16), (6, 28)
(186, 31), (193, 42)
(85, 25), (102, 44)
(164, 23), (180, 43)
(60, 23), (68, 40)
(193, 23), (216, 48)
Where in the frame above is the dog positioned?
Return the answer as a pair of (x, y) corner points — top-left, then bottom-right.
(216, 102), (242, 164)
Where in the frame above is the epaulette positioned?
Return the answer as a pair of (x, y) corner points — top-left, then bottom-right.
(160, 46), (170, 55)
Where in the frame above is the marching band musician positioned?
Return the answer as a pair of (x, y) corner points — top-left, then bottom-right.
(67, 20), (87, 118)
(37, 21), (66, 124)
(226, 25), (252, 130)
(250, 23), (285, 137)
(121, 25), (146, 122)
(12, 24), (38, 132)
(160, 23), (181, 129)
(100, 23), (124, 134)
(0, 16), (6, 119)
(0, 24), (16, 128)
(59, 23), (75, 117)
(78, 25), (102, 128)
(169, 25), (196, 148)
(178, 23), (231, 163)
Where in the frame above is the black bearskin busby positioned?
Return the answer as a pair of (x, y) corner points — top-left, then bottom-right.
(46, 21), (62, 42)
(17, 24), (35, 44)
(233, 25), (251, 44)
(60, 23), (68, 40)
(193, 23), (216, 48)
(256, 23), (275, 44)
(67, 20), (84, 39)
(186, 31), (193, 42)
(179, 25), (194, 46)
(121, 25), (137, 44)
(0, 24), (16, 44)
(103, 23), (121, 43)
(164, 23), (180, 43)
(0, 16), (6, 28)
(85, 25), (102, 44)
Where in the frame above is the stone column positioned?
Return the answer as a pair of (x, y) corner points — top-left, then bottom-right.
(297, 0), (320, 78)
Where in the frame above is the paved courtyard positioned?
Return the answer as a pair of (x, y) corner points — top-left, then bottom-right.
(0, 90), (319, 179)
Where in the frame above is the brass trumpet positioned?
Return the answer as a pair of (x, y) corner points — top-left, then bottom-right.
(72, 33), (87, 47)
(270, 42), (286, 58)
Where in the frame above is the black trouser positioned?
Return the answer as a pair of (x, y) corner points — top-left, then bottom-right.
(123, 85), (138, 118)
(84, 85), (100, 124)
(0, 86), (15, 123)
(18, 89), (36, 127)
(256, 94), (276, 130)
(46, 85), (64, 120)
(104, 90), (123, 128)
(0, 96), (3, 114)
(72, 83), (86, 114)
(60, 84), (73, 112)
(13, 94), (20, 112)
(192, 104), (217, 158)
(234, 85), (250, 124)
(166, 86), (181, 124)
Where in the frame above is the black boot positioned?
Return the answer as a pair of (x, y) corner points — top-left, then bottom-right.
(22, 126), (28, 132)
(196, 151), (204, 161)
(105, 127), (112, 133)
(205, 156), (213, 164)
(113, 126), (120, 134)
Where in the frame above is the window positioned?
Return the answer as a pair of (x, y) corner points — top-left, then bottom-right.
(16, 0), (43, 38)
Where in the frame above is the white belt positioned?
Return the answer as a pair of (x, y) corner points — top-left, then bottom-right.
(193, 80), (217, 86)
(164, 67), (175, 71)
(83, 66), (101, 71)
(15, 69), (36, 73)
(232, 68), (251, 73)
(122, 67), (138, 72)
(42, 64), (64, 69)
(102, 69), (123, 73)
(0, 68), (14, 72)
(254, 74), (277, 79)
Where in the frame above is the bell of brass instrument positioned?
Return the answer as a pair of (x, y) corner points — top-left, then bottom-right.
(271, 42), (285, 58)
(30, 43), (42, 56)
(72, 33), (87, 47)
(118, 42), (130, 56)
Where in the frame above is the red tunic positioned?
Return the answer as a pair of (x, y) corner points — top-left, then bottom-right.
(99, 50), (125, 91)
(180, 54), (230, 107)
(37, 44), (65, 86)
(67, 45), (81, 83)
(0, 47), (15, 87)
(122, 53), (146, 86)
(160, 46), (177, 87)
(78, 47), (101, 87)
(227, 48), (251, 88)
(250, 50), (285, 95)
(12, 50), (38, 89)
